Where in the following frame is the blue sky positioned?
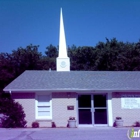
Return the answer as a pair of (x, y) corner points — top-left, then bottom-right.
(0, 0), (140, 54)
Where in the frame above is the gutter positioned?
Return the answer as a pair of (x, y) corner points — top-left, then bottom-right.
(3, 88), (140, 93)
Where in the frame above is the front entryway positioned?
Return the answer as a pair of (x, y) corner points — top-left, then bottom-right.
(78, 94), (107, 125)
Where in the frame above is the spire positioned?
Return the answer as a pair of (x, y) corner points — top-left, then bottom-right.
(56, 8), (70, 71)
(58, 8), (68, 58)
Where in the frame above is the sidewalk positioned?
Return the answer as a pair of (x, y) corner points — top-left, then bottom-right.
(0, 127), (138, 140)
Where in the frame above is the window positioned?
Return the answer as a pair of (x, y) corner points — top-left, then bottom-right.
(36, 93), (52, 119)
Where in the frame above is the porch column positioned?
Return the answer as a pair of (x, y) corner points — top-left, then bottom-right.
(107, 92), (113, 126)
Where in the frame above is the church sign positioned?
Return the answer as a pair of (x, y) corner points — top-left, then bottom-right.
(121, 94), (140, 109)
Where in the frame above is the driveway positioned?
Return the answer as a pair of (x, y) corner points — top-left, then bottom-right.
(0, 127), (138, 140)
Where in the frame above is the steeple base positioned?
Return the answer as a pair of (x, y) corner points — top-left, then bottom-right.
(56, 57), (70, 71)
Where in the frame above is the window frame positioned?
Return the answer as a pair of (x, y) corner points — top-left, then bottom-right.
(35, 92), (52, 120)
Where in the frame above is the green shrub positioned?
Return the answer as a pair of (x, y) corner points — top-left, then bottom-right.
(52, 122), (56, 128)
(133, 121), (140, 127)
(32, 121), (39, 128)
(0, 94), (27, 128)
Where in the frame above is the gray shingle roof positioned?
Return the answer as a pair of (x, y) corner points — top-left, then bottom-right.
(3, 70), (140, 92)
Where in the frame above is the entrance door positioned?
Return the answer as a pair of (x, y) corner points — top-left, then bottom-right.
(78, 95), (92, 124)
(93, 95), (107, 124)
(78, 94), (107, 125)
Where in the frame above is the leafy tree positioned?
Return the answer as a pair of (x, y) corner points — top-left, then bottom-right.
(93, 38), (140, 71)
(0, 53), (15, 93)
(0, 93), (27, 128)
(45, 44), (58, 57)
(68, 45), (96, 70)
(37, 56), (50, 70)
(68, 45), (78, 70)
(11, 44), (42, 75)
(0, 44), (43, 94)
(45, 44), (58, 70)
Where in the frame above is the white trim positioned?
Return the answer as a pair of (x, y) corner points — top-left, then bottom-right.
(4, 89), (140, 93)
(94, 124), (108, 127)
(107, 92), (113, 126)
(35, 92), (52, 120)
(78, 125), (93, 127)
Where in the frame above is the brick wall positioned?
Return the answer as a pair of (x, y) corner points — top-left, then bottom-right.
(12, 92), (77, 128)
(52, 92), (77, 127)
(112, 92), (140, 126)
(12, 92), (35, 127)
(13, 91), (140, 127)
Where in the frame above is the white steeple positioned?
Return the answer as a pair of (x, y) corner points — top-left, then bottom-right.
(58, 8), (68, 58)
(57, 8), (70, 71)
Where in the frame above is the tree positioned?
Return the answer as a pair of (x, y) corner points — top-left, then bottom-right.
(0, 53), (15, 93)
(11, 44), (42, 75)
(45, 44), (58, 70)
(45, 44), (58, 57)
(68, 45), (78, 70)
(93, 38), (139, 71)
(68, 45), (96, 70)
(0, 44), (43, 94)
(0, 93), (27, 128)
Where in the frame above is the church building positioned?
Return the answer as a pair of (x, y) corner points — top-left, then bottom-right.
(3, 8), (140, 127)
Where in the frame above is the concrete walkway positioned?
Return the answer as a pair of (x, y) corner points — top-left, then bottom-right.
(0, 127), (138, 140)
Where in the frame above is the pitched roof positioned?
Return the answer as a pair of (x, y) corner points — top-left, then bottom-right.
(3, 70), (140, 92)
